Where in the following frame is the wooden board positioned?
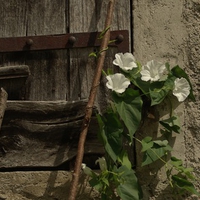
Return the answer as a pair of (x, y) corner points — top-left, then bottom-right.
(0, 100), (103, 168)
(69, 0), (131, 110)
(0, 0), (132, 168)
(0, 0), (68, 101)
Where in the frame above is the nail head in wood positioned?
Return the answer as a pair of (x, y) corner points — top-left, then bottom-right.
(68, 36), (76, 45)
(116, 34), (124, 43)
(26, 39), (33, 46)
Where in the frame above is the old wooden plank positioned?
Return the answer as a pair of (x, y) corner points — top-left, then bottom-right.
(69, 0), (131, 110)
(0, 0), (28, 38)
(24, 0), (68, 101)
(0, 65), (30, 78)
(0, 100), (102, 168)
(4, 100), (94, 123)
(0, 0), (69, 101)
(0, 1), (132, 169)
(69, 0), (134, 167)
(0, 65), (30, 99)
(0, 0), (28, 99)
(0, 88), (7, 129)
(25, 0), (67, 101)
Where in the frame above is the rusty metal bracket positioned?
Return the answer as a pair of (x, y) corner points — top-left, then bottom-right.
(0, 30), (129, 53)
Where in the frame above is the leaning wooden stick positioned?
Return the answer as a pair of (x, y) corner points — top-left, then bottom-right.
(0, 88), (8, 130)
(68, 1), (115, 200)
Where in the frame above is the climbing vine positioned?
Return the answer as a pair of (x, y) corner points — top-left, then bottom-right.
(82, 51), (199, 199)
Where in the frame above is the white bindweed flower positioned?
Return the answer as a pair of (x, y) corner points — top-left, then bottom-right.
(106, 73), (130, 93)
(173, 78), (190, 102)
(113, 53), (138, 70)
(95, 157), (107, 171)
(81, 163), (93, 176)
(140, 60), (167, 82)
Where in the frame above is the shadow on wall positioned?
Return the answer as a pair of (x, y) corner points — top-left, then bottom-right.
(21, 173), (100, 200)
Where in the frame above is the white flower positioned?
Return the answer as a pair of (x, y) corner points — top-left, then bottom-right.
(173, 78), (190, 102)
(140, 60), (167, 82)
(106, 73), (130, 93)
(95, 157), (107, 171)
(113, 53), (138, 70)
(81, 163), (93, 176)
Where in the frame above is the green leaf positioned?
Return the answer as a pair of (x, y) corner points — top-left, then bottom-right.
(116, 166), (143, 200)
(97, 113), (123, 162)
(89, 52), (97, 58)
(132, 77), (151, 96)
(89, 177), (103, 191)
(170, 157), (195, 180)
(172, 175), (200, 196)
(149, 81), (167, 106)
(113, 89), (143, 142)
(98, 26), (110, 39)
(117, 150), (132, 169)
(165, 62), (171, 73)
(159, 116), (180, 133)
(153, 140), (169, 147)
(123, 65), (150, 96)
(142, 139), (172, 166)
(141, 137), (153, 152)
(148, 76), (175, 106)
(171, 65), (195, 101)
(101, 176), (109, 186)
(170, 156), (183, 167)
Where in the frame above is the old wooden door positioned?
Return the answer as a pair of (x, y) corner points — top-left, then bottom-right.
(0, 0), (132, 173)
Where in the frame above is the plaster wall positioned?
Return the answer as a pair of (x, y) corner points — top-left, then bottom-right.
(133, 0), (200, 199)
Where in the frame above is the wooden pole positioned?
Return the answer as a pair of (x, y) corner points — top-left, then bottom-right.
(68, 1), (115, 200)
(0, 88), (8, 130)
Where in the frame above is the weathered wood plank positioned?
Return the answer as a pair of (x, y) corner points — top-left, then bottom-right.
(24, 0), (68, 101)
(0, 0), (28, 100)
(0, 0), (28, 38)
(69, 0), (134, 167)
(0, 65), (30, 99)
(0, 1), (132, 169)
(0, 0), (69, 101)
(0, 88), (7, 129)
(0, 65), (30, 78)
(0, 100), (102, 168)
(69, 0), (131, 111)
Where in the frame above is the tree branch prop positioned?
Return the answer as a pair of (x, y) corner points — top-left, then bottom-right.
(68, 1), (115, 200)
(0, 88), (8, 130)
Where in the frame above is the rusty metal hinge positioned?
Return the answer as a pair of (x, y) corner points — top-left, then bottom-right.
(0, 30), (129, 53)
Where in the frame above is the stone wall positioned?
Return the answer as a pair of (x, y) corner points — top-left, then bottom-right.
(133, 0), (200, 199)
(0, 171), (99, 200)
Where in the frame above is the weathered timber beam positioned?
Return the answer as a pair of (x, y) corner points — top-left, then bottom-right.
(0, 138), (103, 168)
(0, 100), (102, 168)
(0, 88), (8, 129)
(6, 100), (89, 115)
(4, 100), (98, 122)
(0, 66), (30, 99)
(0, 65), (30, 79)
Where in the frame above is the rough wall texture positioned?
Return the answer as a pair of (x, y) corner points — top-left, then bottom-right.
(133, 0), (200, 199)
(0, 171), (99, 200)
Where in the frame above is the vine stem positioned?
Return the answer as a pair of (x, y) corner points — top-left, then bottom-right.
(68, 1), (115, 200)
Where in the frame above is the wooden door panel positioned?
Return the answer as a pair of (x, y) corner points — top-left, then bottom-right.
(0, 0), (131, 168)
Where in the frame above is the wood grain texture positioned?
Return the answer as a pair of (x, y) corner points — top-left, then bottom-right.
(0, 0), (132, 168)
(24, 0), (68, 100)
(0, 0), (68, 101)
(69, 0), (131, 111)
(0, 100), (102, 168)
(0, 65), (30, 99)
(0, 88), (7, 129)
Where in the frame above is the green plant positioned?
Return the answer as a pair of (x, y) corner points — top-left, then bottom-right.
(82, 52), (199, 200)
